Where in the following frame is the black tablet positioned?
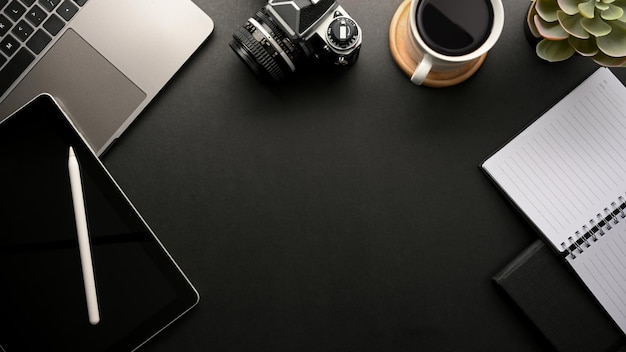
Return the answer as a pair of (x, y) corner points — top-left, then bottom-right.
(0, 94), (199, 351)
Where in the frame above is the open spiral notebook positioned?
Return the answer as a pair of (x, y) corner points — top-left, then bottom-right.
(482, 67), (626, 335)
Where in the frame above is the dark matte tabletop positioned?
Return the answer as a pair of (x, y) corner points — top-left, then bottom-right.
(101, 0), (621, 351)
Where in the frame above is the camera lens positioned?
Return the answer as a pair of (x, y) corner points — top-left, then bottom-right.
(230, 10), (304, 83)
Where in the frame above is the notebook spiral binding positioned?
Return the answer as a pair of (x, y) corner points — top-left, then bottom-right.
(561, 195), (626, 260)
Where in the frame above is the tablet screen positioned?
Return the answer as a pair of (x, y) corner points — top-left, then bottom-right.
(0, 95), (199, 351)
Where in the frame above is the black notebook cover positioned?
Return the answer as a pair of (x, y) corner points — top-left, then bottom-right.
(494, 240), (626, 352)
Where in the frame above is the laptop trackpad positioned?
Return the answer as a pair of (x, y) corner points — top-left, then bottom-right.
(0, 29), (146, 152)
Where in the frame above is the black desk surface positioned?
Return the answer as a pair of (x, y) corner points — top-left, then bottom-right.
(100, 0), (624, 351)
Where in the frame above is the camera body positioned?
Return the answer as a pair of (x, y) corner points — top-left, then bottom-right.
(230, 0), (362, 82)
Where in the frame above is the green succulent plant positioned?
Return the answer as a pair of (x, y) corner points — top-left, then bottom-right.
(527, 0), (626, 66)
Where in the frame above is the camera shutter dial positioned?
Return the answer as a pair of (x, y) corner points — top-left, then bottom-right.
(326, 16), (359, 51)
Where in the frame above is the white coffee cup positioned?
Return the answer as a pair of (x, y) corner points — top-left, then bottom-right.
(407, 0), (505, 85)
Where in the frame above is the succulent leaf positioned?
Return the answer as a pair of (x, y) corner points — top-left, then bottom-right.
(558, 0), (586, 15)
(614, 0), (626, 9)
(535, 15), (571, 39)
(581, 15), (613, 35)
(537, 0), (561, 21)
(596, 21), (626, 55)
(596, 2), (610, 11)
(536, 39), (576, 61)
(613, 0), (626, 9)
(592, 50), (626, 65)
(578, 0), (596, 18)
(528, 1), (543, 37)
(601, 4), (625, 20)
(568, 35), (599, 55)
(558, 11), (591, 38)
(617, 0), (626, 22)
(603, 0), (617, 4)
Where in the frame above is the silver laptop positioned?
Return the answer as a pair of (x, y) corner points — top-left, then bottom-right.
(0, 0), (214, 155)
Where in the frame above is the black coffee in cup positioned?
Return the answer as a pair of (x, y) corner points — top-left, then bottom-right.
(416, 0), (493, 56)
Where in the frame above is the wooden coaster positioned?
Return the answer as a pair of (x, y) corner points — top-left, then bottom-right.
(389, 0), (487, 87)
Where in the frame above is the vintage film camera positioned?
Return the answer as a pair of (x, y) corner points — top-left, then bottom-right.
(230, 0), (362, 82)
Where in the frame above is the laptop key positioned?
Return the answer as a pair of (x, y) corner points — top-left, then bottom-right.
(0, 53), (6, 67)
(56, 0), (77, 21)
(0, 0), (7, 10)
(26, 5), (47, 26)
(19, 0), (35, 6)
(73, 0), (86, 6)
(5, 1), (26, 22)
(43, 12), (63, 36)
(11, 19), (33, 42)
(0, 34), (19, 56)
(26, 28), (50, 54)
(0, 14), (10, 36)
(38, 0), (58, 12)
(0, 47), (34, 96)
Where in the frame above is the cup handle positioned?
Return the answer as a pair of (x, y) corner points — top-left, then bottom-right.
(411, 54), (432, 85)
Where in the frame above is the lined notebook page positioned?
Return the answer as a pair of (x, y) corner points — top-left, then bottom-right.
(482, 68), (626, 249)
(569, 222), (626, 333)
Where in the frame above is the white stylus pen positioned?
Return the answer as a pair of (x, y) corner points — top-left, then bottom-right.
(68, 146), (100, 325)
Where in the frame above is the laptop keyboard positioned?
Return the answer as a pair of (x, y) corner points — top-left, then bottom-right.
(0, 0), (88, 97)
